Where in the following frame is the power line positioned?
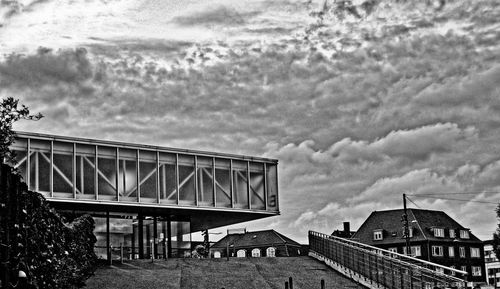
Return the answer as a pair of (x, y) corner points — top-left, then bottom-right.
(411, 195), (498, 205)
(408, 191), (500, 196)
(405, 196), (421, 208)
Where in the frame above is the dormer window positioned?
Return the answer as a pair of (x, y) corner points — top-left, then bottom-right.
(460, 230), (470, 239)
(449, 229), (456, 238)
(402, 227), (414, 238)
(433, 228), (445, 238)
(373, 230), (383, 240)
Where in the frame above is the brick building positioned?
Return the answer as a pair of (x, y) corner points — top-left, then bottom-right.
(351, 208), (486, 286)
(210, 229), (304, 258)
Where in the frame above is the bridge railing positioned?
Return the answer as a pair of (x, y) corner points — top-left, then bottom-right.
(309, 231), (467, 289)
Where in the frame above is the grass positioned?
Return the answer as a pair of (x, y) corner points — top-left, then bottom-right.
(85, 256), (365, 289)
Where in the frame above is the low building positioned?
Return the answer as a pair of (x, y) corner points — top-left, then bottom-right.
(351, 208), (486, 286)
(484, 240), (500, 287)
(210, 229), (304, 258)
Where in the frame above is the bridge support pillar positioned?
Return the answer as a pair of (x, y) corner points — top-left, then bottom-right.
(138, 214), (144, 259)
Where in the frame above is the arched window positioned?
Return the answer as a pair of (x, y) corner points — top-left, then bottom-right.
(213, 251), (221, 258)
(237, 249), (246, 257)
(266, 247), (276, 257)
(252, 248), (261, 257)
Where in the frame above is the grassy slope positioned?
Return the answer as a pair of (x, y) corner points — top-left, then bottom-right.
(85, 256), (365, 289)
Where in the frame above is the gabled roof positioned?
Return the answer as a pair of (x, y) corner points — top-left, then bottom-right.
(351, 208), (482, 245)
(210, 229), (301, 249)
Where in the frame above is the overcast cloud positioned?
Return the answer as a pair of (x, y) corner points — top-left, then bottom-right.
(1, 0), (500, 243)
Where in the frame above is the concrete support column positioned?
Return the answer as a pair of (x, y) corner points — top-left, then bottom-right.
(131, 220), (136, 260)
(162, 221), (167, 259)
(153, 217), (158, 259)
(167, 217), (172, 258)
(106, 212), (111, 264)
(146, 221), (151, 258)
(138, 214), (144, 259)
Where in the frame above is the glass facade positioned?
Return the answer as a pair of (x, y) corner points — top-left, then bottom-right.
(10, 133), (279, 213)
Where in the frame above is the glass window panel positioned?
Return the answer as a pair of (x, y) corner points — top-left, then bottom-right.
(98, 146), (117, 199)
(215, 159), (231, 208)
(29, 139), (50, 193)
(250, 162), (265, 210)
(53, 141), (73, 197)
(178, 155), (195, 205)
(197, 156), (214, 207)
(160, 152), (177, 204)
(170, 221), (191, 258)
(266, 163), (278, 211)
(93, 216), (133, 260)
(139, 150), (157, 202)
(232, 160), (248, 209)
(10, 138), (27, 176)
(12, 150), (27, 181)
(118, 149), (137, 201)
(11, 137), (27, 150)
(76, 144), (95, 198)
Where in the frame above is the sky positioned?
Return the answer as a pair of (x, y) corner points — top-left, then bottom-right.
(1, 0), (500, 244)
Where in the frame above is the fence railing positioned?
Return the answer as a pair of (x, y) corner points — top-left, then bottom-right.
(309, 231), (467, 289)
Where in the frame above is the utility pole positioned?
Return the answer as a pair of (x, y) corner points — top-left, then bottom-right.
(402, 193), (411, 256)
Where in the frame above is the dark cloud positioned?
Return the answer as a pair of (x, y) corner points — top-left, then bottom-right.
(172, 6), (259, 27)
(0, 47), (92, 87)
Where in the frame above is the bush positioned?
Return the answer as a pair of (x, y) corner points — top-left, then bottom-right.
(0, 165), (97, 288)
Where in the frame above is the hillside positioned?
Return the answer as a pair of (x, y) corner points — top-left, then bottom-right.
(85, 256), (365, 289)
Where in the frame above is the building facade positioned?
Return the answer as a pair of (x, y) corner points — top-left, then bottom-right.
(10, 131), (280, 260)
(351, 209), (486, 285)
(484, 240), (500, 287)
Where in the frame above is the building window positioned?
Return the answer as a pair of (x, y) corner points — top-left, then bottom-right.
(433, 228), (445, 238)
(237, 250), (246, 257)
(403, 227), (414, 238)
(388, 247), (397, 253)
(470, 247), (480, 258)
(461, 266), (467, 272)
(373, 230), (383, 240)
(252, 248), (261, 257)
(432, 246), (443, 257)
(472, 266), (482, 276)
(448, 246), (455, 257)
(213, 251), (221, 258)
(411, 246), (421, 257)
(266, 247), (276, 257)
(460, 230), (469, 239)
(449, 229), (456, 238)
(459, 246), (466, 258)
(450, 266), (456, 276)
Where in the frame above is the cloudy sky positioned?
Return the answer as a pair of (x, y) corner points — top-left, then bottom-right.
(1, 0), (500, 243)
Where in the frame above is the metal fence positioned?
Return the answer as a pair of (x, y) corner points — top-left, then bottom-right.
(309, 231), (467, 289)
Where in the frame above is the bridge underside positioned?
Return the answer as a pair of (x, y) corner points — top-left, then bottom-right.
(49, 199), (276, 232)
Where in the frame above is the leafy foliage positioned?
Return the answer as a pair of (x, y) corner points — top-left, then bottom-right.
(0, 97), (42, 163)
(492, 204), (500, 260)
(0, 98), (96, 288)
(1, 166), (97, 288)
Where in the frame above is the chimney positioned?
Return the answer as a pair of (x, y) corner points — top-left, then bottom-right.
(343, 222), (350, 237)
